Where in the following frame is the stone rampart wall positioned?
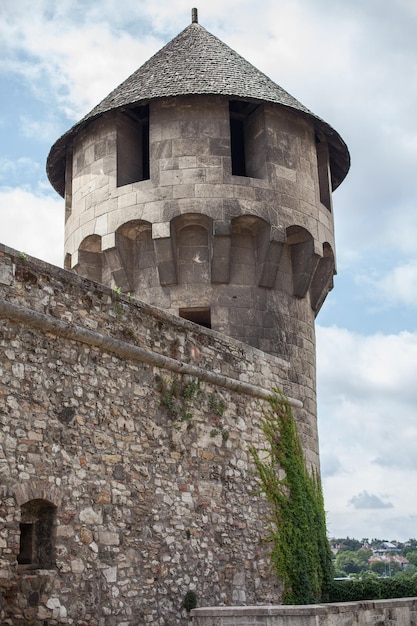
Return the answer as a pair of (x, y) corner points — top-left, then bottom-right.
(0, 245), (296, 625)
(191, 598), (417, 625)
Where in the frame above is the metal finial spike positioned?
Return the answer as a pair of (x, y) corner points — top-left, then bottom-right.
(192, 8), (198, 23)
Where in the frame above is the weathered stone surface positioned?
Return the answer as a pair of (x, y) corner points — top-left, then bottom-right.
(192, 599), (417, 626)
(0, 247), (296, 625)
(1, 13), (350, 625)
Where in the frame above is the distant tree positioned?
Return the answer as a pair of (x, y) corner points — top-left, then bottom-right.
(335, 550), (363, 574)
(404, 539), (417, 554)
(405, 551), (417, 567)
(356, 549), (372, 565)
(370, 560), (388, 575)
(370, 559), (401, 576)
(335, 537), (362, 553)
(394, 565), (417, 578)
(389, 560), (402, 573)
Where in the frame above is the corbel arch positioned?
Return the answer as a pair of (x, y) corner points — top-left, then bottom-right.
(77, 234), (103, 283)
(230, 215), (284, 288)
(114, 220), (155, 291)
(171, 213), (213, 285)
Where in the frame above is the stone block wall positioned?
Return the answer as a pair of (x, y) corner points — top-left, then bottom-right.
(60, 95), (334, 472)
(65, 96), (335, 262)
(0, 245), (304, 626)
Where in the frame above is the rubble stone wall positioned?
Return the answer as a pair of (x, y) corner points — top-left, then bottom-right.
(0, 245), (299, 626)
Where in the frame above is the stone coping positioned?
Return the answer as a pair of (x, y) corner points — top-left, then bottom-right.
(192, 597), (417, 616)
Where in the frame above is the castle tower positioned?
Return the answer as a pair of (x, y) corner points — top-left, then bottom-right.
(0, 11), (352, 622)
(47, 10), (349, 467)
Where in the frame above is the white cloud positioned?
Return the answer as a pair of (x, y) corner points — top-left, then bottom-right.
(0, 2), (163, 120)
(318, 325), (417, 399)
(0, 187), (63, 266)
(19, 115), (62, 143)
(0, 157), (41, 184)
(366, 261), (417, 309)
(317, 324), (417, 540)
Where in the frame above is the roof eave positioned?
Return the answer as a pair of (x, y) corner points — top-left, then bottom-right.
(46, 94), (349, 198)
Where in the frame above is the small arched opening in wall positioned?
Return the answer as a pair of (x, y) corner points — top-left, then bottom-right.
(77, 234), (103, 283)
(17, 499), (57, 570)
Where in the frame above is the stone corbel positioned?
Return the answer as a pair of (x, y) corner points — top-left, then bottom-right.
(103, 247), (132, 293)
(257, 225), (286, 288)
(211, 220), (231, 284)
(291, 239), (321, 299)
(309, 248), (335, 313)
(152, 222), (177, 286)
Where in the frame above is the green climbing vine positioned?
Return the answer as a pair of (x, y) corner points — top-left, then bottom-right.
(155, 374), (202, 424)
(249, 390), (333, 605)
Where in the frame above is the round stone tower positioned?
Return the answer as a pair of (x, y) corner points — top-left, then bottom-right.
(47, 9), (349, 466)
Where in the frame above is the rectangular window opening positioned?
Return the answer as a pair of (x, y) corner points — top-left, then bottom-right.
(18, 500), (57, 570)
(18, 523), (34, 565)
(117, 104), (150, 187)
(179, 307), (211, 329)
(229, 101), (265, 179)
(230, 116), (246, 176)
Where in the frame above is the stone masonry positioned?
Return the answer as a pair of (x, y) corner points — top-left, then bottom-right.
(1, 246), (298, 625)
(1, 10), (350, 626)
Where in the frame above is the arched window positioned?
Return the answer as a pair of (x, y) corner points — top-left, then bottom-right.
(17, 499), (56, 569)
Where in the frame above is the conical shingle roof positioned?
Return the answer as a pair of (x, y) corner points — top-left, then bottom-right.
(82, 22), (314, 120)
(47, 18), (349, 196)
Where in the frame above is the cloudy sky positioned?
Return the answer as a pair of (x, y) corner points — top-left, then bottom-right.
(1, 0), (417, 543)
